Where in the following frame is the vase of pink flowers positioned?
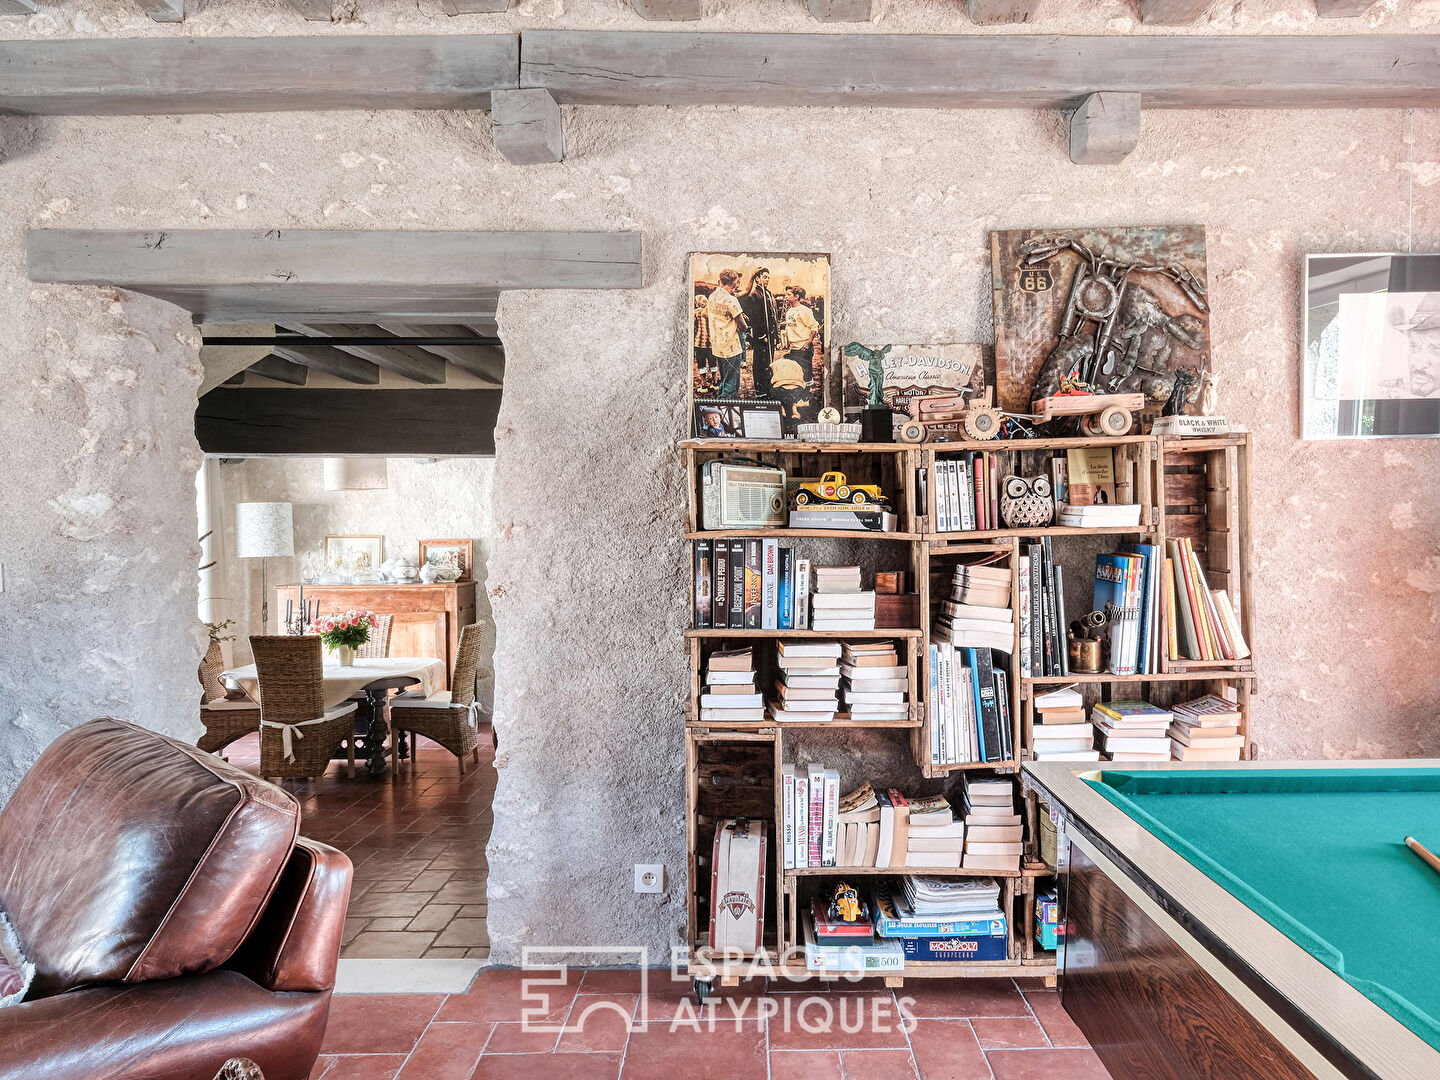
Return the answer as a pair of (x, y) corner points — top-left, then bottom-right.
(314, 609), (377, 667)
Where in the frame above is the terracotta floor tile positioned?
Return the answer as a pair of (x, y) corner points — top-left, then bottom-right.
(620, 1025), (767, 1080)
(395, 1021), (489, 1080)
(342, 918), (368, 946)
(840, 1049), (920, 1080)
(425, 947), (471, 959)
(466, 946), (492, 959)
(904, 980), (1031, 1019)
(767, 1050), (842, 1080)
(433, 918), (490, 948)
(343, 931), (437, 959)
(559, 994), (638, 1053)
(971, 1016), (1049, 1050)
(437, 967), (580, 1024)
(347, 892), (435, 919)
(907, 1018), (993, 1080)
(985, 1048), (1113, 1080)
(432, 880), (489, 905)
(313, 1054), (410, 1080)
(407, 869), (455, 892)
(319, 994), (445, 1055)
(766, 992), (910, 1051)
(579, 968), (686, 996)
(1023, 992), (1088, 1048)
(457, 905), (490, 918)
(485, 1021), (561, 1054)
(408, 904), (461, 932)
(366, 917), (415, 932)
(474, 1052), (621, 1080)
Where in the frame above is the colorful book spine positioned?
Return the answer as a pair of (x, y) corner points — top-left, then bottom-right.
(778, 545), (794, 631)
(713, 541), (730, 628)
(928, 643), (942, 765)
(693, 540), (712, 629)
(807, 766), (825, 867)
(1018, 554), (1032, 679)
(957, 456), (975, 531)
(821, 769), (840, 867)
(781, 764), (796, 871)
(795, 558), (811, 630)
(729, 539), (746, 629)
(794, 773), (810, 869)
(761, 539), (778, 630)
(744, 539), (763, 629)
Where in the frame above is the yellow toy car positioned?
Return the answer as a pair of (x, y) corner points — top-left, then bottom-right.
(794, 471), (887, 507)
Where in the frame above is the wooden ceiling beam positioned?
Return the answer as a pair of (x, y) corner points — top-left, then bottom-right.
(284, 0), (332, 19)
(248, 355), (309, 385)
(441, 0), (512, 12)
(808, 0), (873, 21)
(0, 0), (37, 11)
(0, 36), (518, 115)
(520, 32), (1440, 109)
(289, 323), (448, 385)
(196, 388), (501, 456)
(1314, 0), (1374, 14)
(967, 0), (1040, 24)
(272, 342), (382, 384)
(136, 0), (184, 21)
(1069, 91), (1141, 164)
(1135, 0), (1212, 24)
(375, 322), (505, 385)
(492, 88), (563, 164)
(631, 0), (700, 20)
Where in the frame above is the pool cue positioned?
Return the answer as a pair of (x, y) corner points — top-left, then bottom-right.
(1404, 836), (1440, 877)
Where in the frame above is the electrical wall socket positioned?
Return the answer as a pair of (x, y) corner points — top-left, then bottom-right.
(634, 864), (665, 893)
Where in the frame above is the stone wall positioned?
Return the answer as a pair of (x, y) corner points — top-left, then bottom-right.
(213, 456), (496, 710)
(1, 2), (1438, 958)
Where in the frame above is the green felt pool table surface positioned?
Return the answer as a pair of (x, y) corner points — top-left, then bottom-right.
(1088, 768), (1440, 1054)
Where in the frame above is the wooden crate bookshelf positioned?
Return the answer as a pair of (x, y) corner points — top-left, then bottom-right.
(679, 432), (1255, 991)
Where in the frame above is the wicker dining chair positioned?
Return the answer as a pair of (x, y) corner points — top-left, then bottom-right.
(356, 614), (394, 659)
(251, 635), (357, 790)
(197, 644), (260, 756)
(389, 623), (488, 778)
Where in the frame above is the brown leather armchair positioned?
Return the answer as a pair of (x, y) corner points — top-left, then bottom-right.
(0, 717), (352, 1080)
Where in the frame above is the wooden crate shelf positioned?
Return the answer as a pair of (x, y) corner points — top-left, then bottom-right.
(681, 433), (1253, 987)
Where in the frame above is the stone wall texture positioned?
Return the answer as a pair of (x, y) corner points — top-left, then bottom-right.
(2, 2), (1439, 960)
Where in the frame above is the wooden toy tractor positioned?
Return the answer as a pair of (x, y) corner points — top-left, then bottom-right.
(1028, 390), (1144, 437)
(898, 388), (1006, 443)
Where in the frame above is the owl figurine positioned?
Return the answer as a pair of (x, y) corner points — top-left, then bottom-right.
(1001, 475), (1055, 529)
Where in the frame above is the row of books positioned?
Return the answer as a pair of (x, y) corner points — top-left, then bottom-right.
(780, 774), (1021, 871)
(932, 453), (1001, 532)
(698, 641), (908, 724)
(1093, 545), (1162, 676)
(692, 538), (807, 631)
(805, 876), (1009, 972)
(1165, 538), (1250, 662)
(1030, 689), (1244, 762)
(933, 447), (1143, 534)
(927, 645), (1013, 765)
(1017, 541), (1067, 678)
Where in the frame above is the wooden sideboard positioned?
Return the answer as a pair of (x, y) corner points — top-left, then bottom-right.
(275, 582), (476, 689)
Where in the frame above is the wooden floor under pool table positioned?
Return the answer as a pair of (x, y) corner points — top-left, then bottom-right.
(1022, 760), (1440, 1080)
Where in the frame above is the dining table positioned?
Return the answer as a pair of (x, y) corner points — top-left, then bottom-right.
(223, 656), (447, 776)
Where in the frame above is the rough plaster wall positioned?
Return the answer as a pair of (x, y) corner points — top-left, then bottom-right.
(0, 0), (1437, 958)
(213, 456), (497, 712)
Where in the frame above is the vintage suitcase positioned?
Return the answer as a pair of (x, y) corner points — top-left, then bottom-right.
(708, 817), (768, 955)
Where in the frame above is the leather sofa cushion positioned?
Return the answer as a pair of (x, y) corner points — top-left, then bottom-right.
(0, 718), (300, 999)
(0, 908), (33, 1006)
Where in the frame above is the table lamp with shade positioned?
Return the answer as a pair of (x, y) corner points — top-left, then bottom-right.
(234, 501), (293, 634)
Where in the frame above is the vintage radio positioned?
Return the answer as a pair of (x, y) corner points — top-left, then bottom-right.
(701, 461), (787, 530)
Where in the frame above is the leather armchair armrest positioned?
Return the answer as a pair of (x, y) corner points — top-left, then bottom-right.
(228, 837), (352, 993)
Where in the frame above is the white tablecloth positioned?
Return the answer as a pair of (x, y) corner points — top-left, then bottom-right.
(223, 656), (447, 710)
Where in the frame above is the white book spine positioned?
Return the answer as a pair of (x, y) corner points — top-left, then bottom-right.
(936, 643), (951, 765)
(1018, 556), (1032, 679)
(935, 461), (951, 532)
(761, 539), (778, 630)
(928, 644), (941, 765)
(958, 459), (975, 531)
(821, 770), (840, 866)
(794, 775), (809, 868)
(795, 558), (811, 630)
(781, 765), (796, 870)
(947, 461), (964, 531)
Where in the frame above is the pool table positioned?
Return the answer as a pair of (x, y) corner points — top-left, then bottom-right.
(1022, 760), (1440, 1080)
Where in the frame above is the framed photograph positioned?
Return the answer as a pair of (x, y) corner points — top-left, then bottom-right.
(991, 227), (1210, 416)
(418, 538), (473, 580)
(690, 252), (830, 438)
(692, 401), (742, 439)
(324, 534), (383, 574)
(1303, 252), (1440, 438)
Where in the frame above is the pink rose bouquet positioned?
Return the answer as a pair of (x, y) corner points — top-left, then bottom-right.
(315, 609), (378, 651)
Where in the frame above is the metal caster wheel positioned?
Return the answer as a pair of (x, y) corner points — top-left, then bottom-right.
(693, 978), (713, 1006)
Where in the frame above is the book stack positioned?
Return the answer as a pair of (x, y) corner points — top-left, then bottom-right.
(1030, 686), (1100, 762)
(841, 642), (909, 721)
(1165, 538), (1250, 663)
(1057, 503), (1144, 528)
(810, 566), (877, 632)
(770, 641), (841, 722)
(699, 648), (762, 723)
(1169, 694), (1245, 761)
(1092, 700), (1173, 761)
(1092, 545), (1164, 677)
(782, 764), (843, 869)
(872, 876), (1008, 963)
(932, 452), (1002, 532)
(961, 776), (1023, 871)
(927, 642), (1012, 767)
(693, 538), (810, 630)
(902, 794), (966, 869)
(804, 895), (904, 972)
(1018, 541), (1067, 678)
(834, 783), (883, 868)
(1057, 447), (1143, 527)
(936, 562), (1014, 653)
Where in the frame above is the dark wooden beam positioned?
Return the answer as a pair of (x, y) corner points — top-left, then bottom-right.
(440, 0), (511, 10)
(289, 323), (448, 384)
(1069, 91), (1141, 164)
(272, 342), (381, 384)
(1314, 0), (1373, 13)
(492, 88), (564, 164)
(196, 388), (501, 455)
(630, 0), (700, 19)
(0, 0), (38, 14)
(1136, 0), (1211, 23)
(27, 231), (643, 318)
(375, 322), (505, 385)
(248, 355), (309, 385)
(520, 32), (1440, 109)
(136, 0), (184, 21)
(967, 0), (1040, 24)
(0, 36), (518, 115)
(807, 0), (873, 20)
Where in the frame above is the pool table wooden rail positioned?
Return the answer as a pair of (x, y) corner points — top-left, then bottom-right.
(1022, 759), (1440, 1080)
